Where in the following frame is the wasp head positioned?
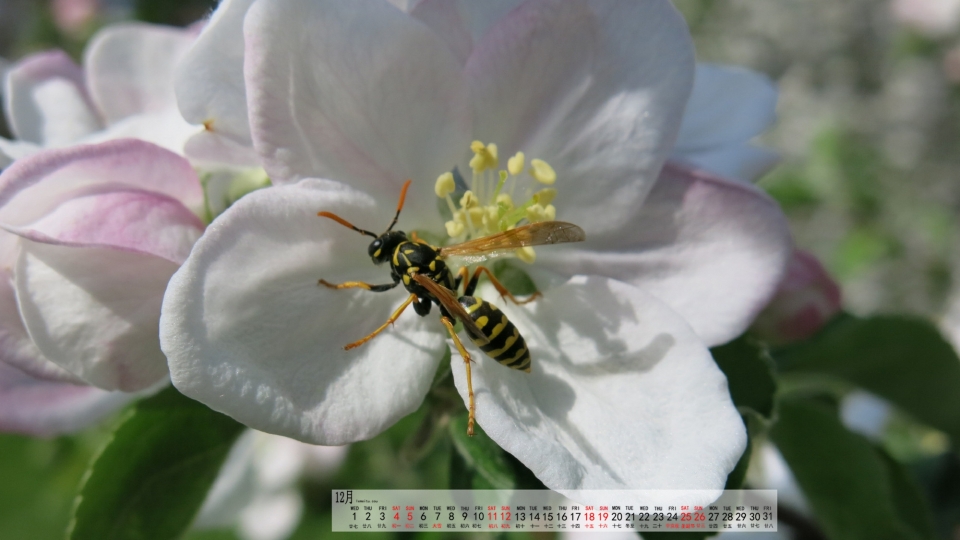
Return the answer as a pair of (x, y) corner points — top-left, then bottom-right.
(368, 231), (407, 265)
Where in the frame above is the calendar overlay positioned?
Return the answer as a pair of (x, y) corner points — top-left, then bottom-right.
(332, 489), (777, 533)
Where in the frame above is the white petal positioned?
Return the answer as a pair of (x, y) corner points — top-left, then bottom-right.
(674, 64), (778, 153)
(244, 0), (471, 228)
(452, 276), (745, 493)
(184, 130), (262, 167)
(464, 0), (694, 235)
(0, 230), (79, 382)
(84, 23), (195, 123)
(196, 430), (259, 529)
(0, 267), (81, 383)
(534, 162), (793, 346)
(0, 360), (134, 435)
(174, 0), (256, 146)
(410, 0), (524, 64)
(672, 143), (780, 184)
(4, 50), (102, 146)
(82, 109), (200, 155)
(161, 180), (448, 445)
(16, 241), (178, 391)
(238, 491), (303, 540)
(0, 138), (42, 164)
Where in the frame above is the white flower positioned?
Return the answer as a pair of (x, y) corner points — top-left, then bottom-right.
(0, 21), (264, 434)
(196, 430), (347, 540)
(161, 0), (793, 497)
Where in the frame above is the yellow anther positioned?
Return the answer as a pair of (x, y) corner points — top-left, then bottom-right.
(435, 172), (455, 198)
(543, 204), (556, 221)
(469, 141), (499, 173)
(534, 188), (556, 206)
(507, 152), (525, 176)
(526, 204), (547, 223)
(495, 193), (513, 209)
(445, 220), (465, 238)
(467, 206), (485, 224)
(460, 190), (479, 208)
(516, 246), (537, 264)
(529, 159), (556, 185)
(486, 205), (500, 227)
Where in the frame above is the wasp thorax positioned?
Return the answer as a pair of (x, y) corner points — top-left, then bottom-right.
(434, 141), (560, 264)
(368, 231), (407, 264)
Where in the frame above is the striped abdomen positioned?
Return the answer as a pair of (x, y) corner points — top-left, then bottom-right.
(458, 296), (531, 373)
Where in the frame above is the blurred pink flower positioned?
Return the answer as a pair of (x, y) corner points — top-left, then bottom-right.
(51, 0), (100, 35)
(891, 0), (960, 37)
(752, 250), (842, 344)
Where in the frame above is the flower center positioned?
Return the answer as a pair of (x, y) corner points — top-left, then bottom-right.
(434, 141), (559, 263)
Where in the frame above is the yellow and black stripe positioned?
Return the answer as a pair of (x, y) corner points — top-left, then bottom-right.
(458, 296), (531, 373)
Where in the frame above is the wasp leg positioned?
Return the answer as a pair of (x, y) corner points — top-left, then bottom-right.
(462, 266), (541, 305)
(441, 316), (475, 437)
(318, 278), (399, 292)
(344, 293), (416, 350)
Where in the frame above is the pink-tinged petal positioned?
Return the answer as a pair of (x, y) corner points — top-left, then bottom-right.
(0, 138), (42, 165)
(16, 241), (178, 391)
(752, 250), (842, 345)
(675, 64), (778, 154)
(453, 277), (745, 495)
(0, 360), (135, 436)
(183, 130), (261, 167)
(84, 23), (195, 123)
(244, 0), (471, 228)
(673, 143), (780, 185)
(161, 180), (448, 445)
(174, 0), (256, 147)
(4, 50), (102, 146)
(464, 0), (694, 236)
(0, 139), (204, 224)
(7, 188), (203, 264)
(534, 162), (793, 346)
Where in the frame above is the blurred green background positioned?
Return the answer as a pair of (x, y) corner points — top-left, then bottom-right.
(2, 0), (960, 538)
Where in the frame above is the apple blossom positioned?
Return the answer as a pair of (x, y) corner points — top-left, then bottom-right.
(1, 22), (197, 163)
(196, 430), (348, 540)
(160, 0), (793, 499)
(0, 138), (203, 394)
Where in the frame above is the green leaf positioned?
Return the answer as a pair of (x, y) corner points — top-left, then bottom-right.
(448, 415), (516, 490)
(776, 314), (960, 442)
(771, 398), (935, 540)
(876, 447), (938, 540)
(711, 337), (777, 420)
(69, 387), (245, 540)
(448, 414), (546, 490)
(491, 260), (538, 296)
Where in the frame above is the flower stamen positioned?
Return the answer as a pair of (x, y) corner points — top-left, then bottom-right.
(438, 143), (561, 263)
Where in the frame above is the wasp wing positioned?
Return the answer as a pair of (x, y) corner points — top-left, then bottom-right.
(439, 221), (585, 264)
(412, 274), (490, 345)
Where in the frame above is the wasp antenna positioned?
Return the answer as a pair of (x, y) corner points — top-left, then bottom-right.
(385, 179), (412, 232)
(317, 211), (377, 238)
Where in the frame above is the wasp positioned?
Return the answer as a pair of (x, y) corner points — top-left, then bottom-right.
(317, 180), (585, 435)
